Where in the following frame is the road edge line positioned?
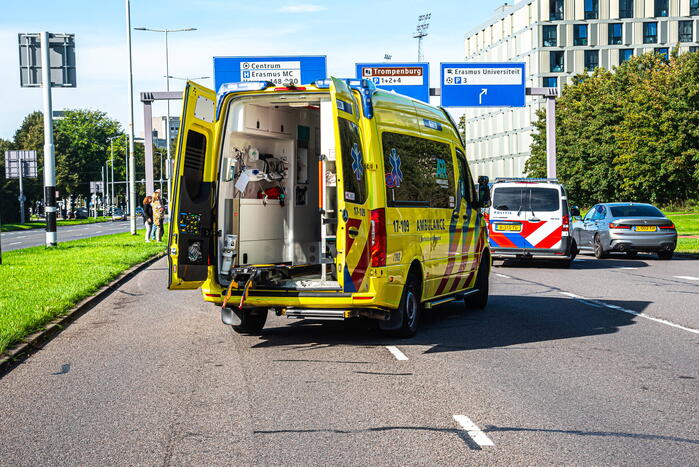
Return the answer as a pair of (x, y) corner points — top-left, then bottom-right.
(0, 251), (166, 377)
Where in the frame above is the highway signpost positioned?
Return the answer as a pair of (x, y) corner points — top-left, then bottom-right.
(18, 32), (76, 247)
(355, 63), (429, 102)
(213, 56), (327, 92)
(440, 62), (525, 108)
(4, 150), (38, 224)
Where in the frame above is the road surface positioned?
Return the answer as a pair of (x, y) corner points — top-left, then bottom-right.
(0, 254), (697, 465)
(1, 220), (141, 251)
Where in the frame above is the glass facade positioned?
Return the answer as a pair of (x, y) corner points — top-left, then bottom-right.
(619, 0), (633, 18)
(550, 51), (564, 72)
(679, 21), (693, 42)
(574, 24), (588, 46)
(543, 25), (557, 47)
(585, 0), (599, 19)
(654, 0), (668, 17)
(643, 22), (658, 43)
(585, 50), (599, 71)
(550, 0), (564, 20)
(619, 49), (634, 64)
(692, 0), (699, 16)
(608, 23), (623, 45)
(655, 47), (669, 60)
(543, 77), (558, 88)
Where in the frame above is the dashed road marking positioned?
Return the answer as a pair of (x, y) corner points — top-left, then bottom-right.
(95, 231), (103, 233)
(616, 267), (638, 270)
(495, 273), (511, 279)
(16, 236), (27, 239)
(560, 291), (698, 334)
(674, 276), (699, 281)
(386, 346), (408, 361)
(453, 415), (494, 447)
(9, 242), (22, 245)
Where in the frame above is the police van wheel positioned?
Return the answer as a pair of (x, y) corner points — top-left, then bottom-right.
(232, 308), (267, 335)
(466, 256), (490, 309)
(394, 277), (421, 338)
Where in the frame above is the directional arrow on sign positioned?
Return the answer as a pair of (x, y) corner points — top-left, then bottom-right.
(479, 88), (487, 104)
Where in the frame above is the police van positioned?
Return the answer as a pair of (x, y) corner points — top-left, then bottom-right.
(168, 78), (491, 337)
(486, 178), (576, 266)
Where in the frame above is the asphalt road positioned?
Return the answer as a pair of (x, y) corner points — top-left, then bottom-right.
(0, 255), (697, 465)
(0, 220), (139, 251)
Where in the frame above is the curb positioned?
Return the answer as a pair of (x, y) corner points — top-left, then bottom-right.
(0, 252), (166, 378)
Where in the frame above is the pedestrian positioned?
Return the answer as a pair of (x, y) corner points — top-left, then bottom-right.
(152, 189), (165, 242)
(142, 196), (154, 242)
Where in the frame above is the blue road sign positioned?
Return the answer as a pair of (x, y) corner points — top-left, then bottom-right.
(440, 62), (526, 108)
(213, 56), (327, 92)
(355, 63), (429, 102)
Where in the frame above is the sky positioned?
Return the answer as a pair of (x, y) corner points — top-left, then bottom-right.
(0, 0), (503, 140)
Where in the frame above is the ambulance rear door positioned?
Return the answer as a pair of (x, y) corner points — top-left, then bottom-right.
(329, 78), (372, 293)
(168, 82), (218, 290)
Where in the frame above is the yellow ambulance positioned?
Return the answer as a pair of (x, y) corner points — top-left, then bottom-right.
(167, 77), (491, 337)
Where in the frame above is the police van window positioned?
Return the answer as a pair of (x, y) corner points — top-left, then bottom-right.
(455, 149), (474, 204)
(338, 118), (366, 204)
(492, 187), (559, 212)
(382, 132), (454, 208)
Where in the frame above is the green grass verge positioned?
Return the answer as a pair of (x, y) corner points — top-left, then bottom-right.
(1, 217), (112, 232)
(676, 238), (699, 254)
(666, 213), (699, 236)
(0, 229), (167, 355)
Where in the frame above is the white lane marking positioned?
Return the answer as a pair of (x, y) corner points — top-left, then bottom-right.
(453, 415), (494, 447)
(386, 346), (408, 361)
(83, 227), (90, 230)
(9, 242), (22, 245)
(616, 267), (638, 270)
(15, 235), (27, 239)
(95, 230), (103, 233)
(560, 291), (698, 334)
(674, 276), (699, 281)
(495, 273), (511, 279)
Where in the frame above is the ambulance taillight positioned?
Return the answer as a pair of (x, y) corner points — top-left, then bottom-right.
(370, 208), (387, 267)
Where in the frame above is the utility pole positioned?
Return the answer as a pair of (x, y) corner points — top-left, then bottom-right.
(527, 87), (559, 178)
(414, 13), (431, 62)
(41, 31), (57, 246)
(125, 0), (137, 234)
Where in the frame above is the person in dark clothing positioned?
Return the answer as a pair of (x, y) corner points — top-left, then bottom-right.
(142, 196), (154, 242)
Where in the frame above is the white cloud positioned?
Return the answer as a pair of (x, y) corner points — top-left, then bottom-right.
(277, 4), (327, 13)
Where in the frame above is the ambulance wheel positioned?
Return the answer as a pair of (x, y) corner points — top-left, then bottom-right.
(466, 254), (490, 309)
(393, 276), (421, 338)
(594, 235), (607, 259)
(232, 308), (267, 335)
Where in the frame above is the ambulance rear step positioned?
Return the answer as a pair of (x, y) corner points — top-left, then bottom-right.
(284, 309), (352, 320)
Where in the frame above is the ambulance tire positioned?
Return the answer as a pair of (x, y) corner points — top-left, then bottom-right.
(393, 275), (421, 339)
(231, 308), (267, 335)
(466, 255), (490, 309)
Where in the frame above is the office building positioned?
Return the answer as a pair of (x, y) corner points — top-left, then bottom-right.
(151, 116), (180, 149)
(464, 0), (699, 178)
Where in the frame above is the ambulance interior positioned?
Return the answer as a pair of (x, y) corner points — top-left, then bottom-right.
(216, 93), (339, 288)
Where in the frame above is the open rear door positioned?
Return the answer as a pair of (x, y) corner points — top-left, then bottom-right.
(330, 78), (372, 293)
(167, 82), (217, 290)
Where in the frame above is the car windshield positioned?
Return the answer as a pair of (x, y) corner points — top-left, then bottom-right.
(609, 205), (664, 218)
(492, 187), (559, 212)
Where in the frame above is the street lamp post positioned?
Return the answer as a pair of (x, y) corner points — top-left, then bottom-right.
(125, 0), (137, 234)
(134, 26), (196, 214)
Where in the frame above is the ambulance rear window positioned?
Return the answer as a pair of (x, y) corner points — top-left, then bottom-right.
(338, 117), (367, 204)
(492, 187), (559, 212)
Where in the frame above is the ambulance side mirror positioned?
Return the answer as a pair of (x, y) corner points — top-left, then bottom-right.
(474, 176), (491, 209)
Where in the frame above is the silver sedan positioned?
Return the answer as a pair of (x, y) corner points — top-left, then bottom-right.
(571, 203), (677, 260)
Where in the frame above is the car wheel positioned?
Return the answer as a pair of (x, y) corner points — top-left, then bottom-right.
(466, 253), (490, 309)
(657, 250), (674, 260)
(626, 251), (638, 258)
(393, 275), (421, 338)
(594, 235), (607, 259)
(231, 308), (267, 335)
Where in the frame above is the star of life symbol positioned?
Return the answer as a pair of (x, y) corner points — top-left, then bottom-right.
(388, 148), (403, 188)
(351, 143), (363, 181)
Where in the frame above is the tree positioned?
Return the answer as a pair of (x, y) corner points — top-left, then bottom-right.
(526, 52), (699, 207)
